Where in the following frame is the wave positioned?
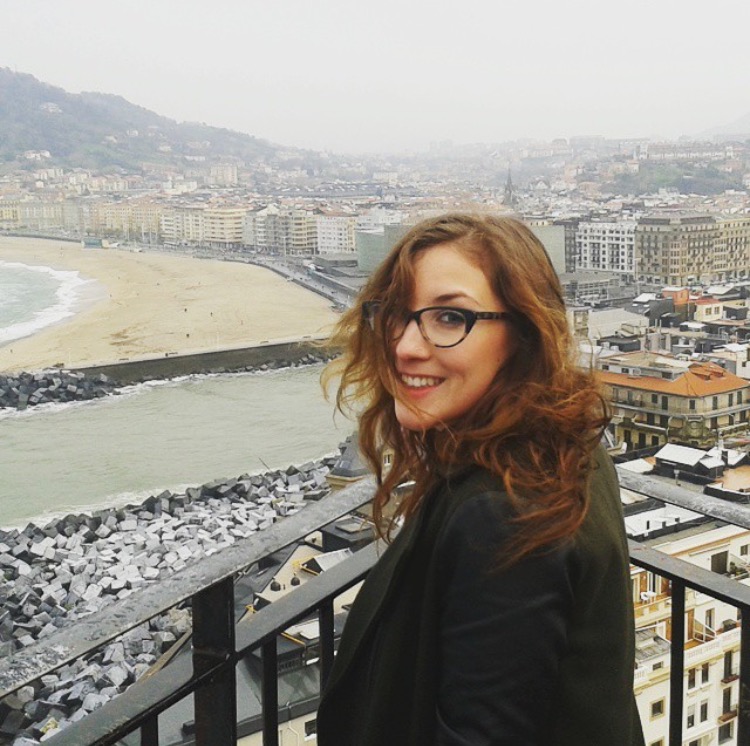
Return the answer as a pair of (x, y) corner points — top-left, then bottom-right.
(0, 260), (101, 346)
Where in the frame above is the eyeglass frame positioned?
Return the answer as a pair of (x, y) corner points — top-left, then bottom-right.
(361, 300), (514, 349)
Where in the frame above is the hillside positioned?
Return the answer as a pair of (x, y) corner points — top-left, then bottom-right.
(0, 68), (280, 170)
(700, 110), (750, 140)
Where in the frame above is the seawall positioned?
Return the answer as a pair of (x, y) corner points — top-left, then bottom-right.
(72, 337), (332, 385)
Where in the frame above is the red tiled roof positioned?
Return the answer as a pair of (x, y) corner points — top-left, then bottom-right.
(597, 362), (750, 396)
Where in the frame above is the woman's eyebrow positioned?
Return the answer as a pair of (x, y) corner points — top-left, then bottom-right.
(431, 291), (479, 304)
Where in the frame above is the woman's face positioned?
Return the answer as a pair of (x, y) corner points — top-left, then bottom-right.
(391, 242), (517, 431)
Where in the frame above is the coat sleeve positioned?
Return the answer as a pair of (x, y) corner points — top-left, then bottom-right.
(434, 491), (575, 746)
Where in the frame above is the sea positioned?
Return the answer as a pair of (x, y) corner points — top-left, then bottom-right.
(0, 259), (97, 346)
(0, 257), (347, 530)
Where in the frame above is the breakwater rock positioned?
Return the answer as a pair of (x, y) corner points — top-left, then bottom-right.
(0, 456), (337, 744)
(0, 351), (335, 412)
(0, 371), (118, 412)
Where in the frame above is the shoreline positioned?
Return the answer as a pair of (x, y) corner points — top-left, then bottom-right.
(0, 237), (339, 373)
(0, 259), (105, 348)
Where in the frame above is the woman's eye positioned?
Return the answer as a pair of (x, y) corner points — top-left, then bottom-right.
(435, 309), (466, 327)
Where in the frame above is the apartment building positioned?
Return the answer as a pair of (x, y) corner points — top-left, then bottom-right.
(714, 217), (750, 282)
(575, 220), (637, 277)
(316, 212), (356, 254)
(161, 205), (207, 245)
(16, 199), (67, 232)
(283, 209), (318, 255)
(208, 164), (239, 187)
(629, 510), (749, 746)
(87, 199), (166, 242)
(596, 352), (750, 449)
(246, 207), (318, 255)
(635, 215), (719, 286)
(0, 200), (20, 228)
(204, 206), (246, 248)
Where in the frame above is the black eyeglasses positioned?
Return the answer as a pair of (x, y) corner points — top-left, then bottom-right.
(362, 300), (512, 348)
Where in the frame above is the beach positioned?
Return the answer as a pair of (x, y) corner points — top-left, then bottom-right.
(0, 238), (339, 372)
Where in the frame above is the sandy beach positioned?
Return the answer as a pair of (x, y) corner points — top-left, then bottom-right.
(0, 237), (339, 372)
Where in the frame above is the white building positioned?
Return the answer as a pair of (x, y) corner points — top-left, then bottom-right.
(317, 212), (357, 254)
(576, 221), (637, 277)
(627, 500), (748, 746)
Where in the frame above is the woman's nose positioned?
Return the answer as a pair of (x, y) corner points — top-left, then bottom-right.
(394, 317), (430, 359)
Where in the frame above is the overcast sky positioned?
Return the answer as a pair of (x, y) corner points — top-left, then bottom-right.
(2, 0), (749, 153)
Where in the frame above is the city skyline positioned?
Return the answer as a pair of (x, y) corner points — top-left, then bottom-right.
(2, 0), (750, 154)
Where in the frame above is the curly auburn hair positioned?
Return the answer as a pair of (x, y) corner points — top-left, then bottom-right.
(323, 212), (609, 565)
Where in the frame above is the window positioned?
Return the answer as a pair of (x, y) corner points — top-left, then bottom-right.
(719, 722), (733, 743)
(304, 719), (317, 739)
(690, 399), (696, 411)
(686, 704), (695, 728)
(701, 662), (710, 684)
(703, 609), (714, 631)
(723, 686), (732, 713)
(712, 551), (729, 575)
(661, 395), (668, 410)
(741, 544), (748, 556)
(724, 651), (735, 680)
(651, 698), (665, 718)
(700, 700), (708, 722)
(688, 667), (697, 689)
(713, 396), (719, 409)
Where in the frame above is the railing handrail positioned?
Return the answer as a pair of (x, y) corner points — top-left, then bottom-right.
(4, 468), (750, 701)
(0, 476), (376, 699)
(44, 541), (380, 746)
(5, 467), (750, 746)
(617, 466), (750, 530)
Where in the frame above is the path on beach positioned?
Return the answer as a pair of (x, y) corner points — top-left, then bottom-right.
(0, 238), (339, 372)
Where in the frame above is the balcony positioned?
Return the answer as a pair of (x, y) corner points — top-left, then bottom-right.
(2, 471), (750, 746)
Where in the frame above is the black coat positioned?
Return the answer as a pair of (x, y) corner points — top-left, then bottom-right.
(317, 446), (645, 745)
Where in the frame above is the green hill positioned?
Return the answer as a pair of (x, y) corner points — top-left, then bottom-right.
(0, 68), (280, 170)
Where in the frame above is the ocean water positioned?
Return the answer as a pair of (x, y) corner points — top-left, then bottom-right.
(0, 259), (96, 346)
(0, 366), (348, 529)
(0, 255), (349, 530)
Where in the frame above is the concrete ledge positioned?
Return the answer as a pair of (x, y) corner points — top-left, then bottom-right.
(73, 337), (331, 385)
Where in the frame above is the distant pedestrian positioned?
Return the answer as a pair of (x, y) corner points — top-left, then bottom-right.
(318, 213), (645, 745)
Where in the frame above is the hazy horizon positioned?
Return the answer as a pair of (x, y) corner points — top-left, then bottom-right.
(2, 0), (749, 155)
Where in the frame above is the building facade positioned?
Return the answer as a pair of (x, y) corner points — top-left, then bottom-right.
(636, 215), (720, 287)
(575, 220), (637, 277)
(597, 352), (750, 449)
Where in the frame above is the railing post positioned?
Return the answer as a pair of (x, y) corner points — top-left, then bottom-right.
(319, 598), (335, 689)
(669, 580), (685, 746)
(262, 639), (279, 746)
(192, 577), (237, 746)
(140, 715), (158, 746)
(739, 608), (750, 746)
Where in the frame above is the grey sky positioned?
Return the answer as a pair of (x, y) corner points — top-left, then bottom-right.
(2, 0), (749, 153)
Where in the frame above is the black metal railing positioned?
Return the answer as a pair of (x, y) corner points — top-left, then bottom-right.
(2, 470), (750, 745)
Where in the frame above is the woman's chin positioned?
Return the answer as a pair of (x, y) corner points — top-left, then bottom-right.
(394, 401), (437, 432)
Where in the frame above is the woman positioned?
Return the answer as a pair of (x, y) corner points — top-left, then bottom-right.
(317, 213), (644, 745)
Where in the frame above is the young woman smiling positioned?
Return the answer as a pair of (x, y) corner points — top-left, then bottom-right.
(318, 213), (645, 745)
